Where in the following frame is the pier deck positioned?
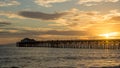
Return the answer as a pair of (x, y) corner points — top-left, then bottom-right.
(16, 38), (120, 49)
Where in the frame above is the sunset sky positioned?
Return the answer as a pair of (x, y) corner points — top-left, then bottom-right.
(0, 0), (120, 44)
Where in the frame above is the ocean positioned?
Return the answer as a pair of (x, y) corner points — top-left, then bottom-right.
(0, 45), (120, 68)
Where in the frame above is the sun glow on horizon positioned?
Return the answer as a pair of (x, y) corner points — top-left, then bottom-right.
(99, 32), (118, 39)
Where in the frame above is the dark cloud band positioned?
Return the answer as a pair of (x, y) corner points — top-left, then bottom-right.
(0, 27), (87, 38)
(0, 21), (11, 26)
(19, 11), (67, 20)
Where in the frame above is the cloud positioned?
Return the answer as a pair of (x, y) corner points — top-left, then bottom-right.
(1, 9), (120, 40)
(52, 8), (102, 30)
(34, 0), (70, 7)
(1, 9), (120, 32)
(0, 11), (68, 20)
(78, 0), (119, 6)
(110, 16), (120, 21)
(0, 27), (87, 38)
(42, 30), (87, 36)
(45, 8), (120, 37)
(0, 27), (90, 43)
(0, 0), (20, 7)
(103, 10), (120, 21)
(0, 25), (96, 44)
(17, 9), (120, 32)
(34, 0), (119, 7)
(19, 11), (67, 20)
(0, 21), (11, 26)
(0, 11), (25, 19)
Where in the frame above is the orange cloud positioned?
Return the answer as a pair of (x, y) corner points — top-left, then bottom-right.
(110, 16), (120, 21)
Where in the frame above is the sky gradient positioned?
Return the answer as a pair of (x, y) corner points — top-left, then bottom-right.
(0, 0), (120, 44)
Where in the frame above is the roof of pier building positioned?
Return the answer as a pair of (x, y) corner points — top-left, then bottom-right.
(20, 38), (36, 43)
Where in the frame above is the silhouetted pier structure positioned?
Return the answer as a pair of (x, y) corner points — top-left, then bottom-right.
(16, 38), (120, 49)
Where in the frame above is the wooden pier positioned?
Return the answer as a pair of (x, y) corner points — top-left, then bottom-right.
(16, 38), (120, 49)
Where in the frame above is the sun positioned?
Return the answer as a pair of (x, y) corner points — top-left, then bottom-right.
(102, 34), (110, 38)
(99, 32), (118, 39)
(99, 33), (110, 38)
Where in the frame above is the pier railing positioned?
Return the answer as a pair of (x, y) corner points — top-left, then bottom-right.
(16, 39), (120, 49)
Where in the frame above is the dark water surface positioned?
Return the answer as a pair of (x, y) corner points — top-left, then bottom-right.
(0, 45), (120, 68)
